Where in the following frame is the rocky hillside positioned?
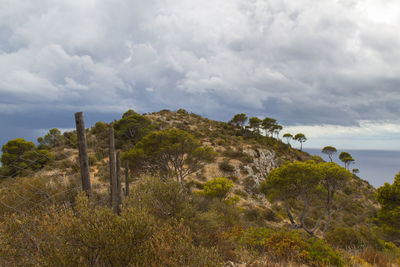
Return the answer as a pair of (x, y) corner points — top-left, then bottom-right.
(144, 109), (378, 230)
(1, 108), (394, 266)
(19, 109), (378, 231)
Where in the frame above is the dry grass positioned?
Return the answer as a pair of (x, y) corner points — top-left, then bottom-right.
(345, 247), (400, 267)
(360, 248), (390, 266)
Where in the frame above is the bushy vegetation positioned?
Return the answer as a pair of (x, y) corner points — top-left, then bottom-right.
(1, 173), (397, 266)
(0, 109), (399, 266)
(260, 160), (352, 236)
(123, 128), (215, 191)
(375, 171), (400, 245)
(200, 177), (233, 200)
(0, 176), (348, 266)
(236, 227), (344, 266)
(113, 109), (154, 149)
(1, 138), (53, 177)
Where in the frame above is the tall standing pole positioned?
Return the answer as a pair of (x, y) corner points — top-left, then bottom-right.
(116, 151), (122, 213)
(74, 112), (91, 197)
(125, 161), (130, 197)
(109, 127), (118, 214)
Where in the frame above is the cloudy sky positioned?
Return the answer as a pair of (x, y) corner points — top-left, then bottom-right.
(1, 0), (400, 151)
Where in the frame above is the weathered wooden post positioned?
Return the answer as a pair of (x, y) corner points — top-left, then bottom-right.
(74, 112), (91, 197)
(125, 161), (130, 196)
(109, 127), (118, 214)
(116, 151), (122, 211)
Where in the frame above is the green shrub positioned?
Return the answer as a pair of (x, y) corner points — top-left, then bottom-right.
(308, 238), (345, 266)
(200, 177), (233, 200)
(238, 227), (344, 266)
(327, 225), (385, 250)
(239, 227), (274, 252)
(325, 226), (366, 249)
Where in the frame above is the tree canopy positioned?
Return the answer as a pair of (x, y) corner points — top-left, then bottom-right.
(260, 160), (351, 236)
(339, 152), (354, 169)
(283, 133), (293, 144)
(125, 129), (215, 190)
(322, 146), (337, 162)
(271, 124), (283, 138)
(37, 128), (63, 148)
(121, 147), (146, 177)
(338, 152), (350, 161)
(294, 133), (307, 151)
(113, 111), (153, 149)
(229, 113), (248, 128)
(92, 122), (109, 141)
(262, 117), (277, 137)
(318, 162), (352, 235)
(249, 117), (262, 133)
(1, 138), (52, 177)
(375, 172), (400, 245)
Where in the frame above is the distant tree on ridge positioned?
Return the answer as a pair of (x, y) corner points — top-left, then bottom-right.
(322, 146), (337, 162)
(229, 113), (248, 128)
(294, 133), (307, 151)
(283, 133), (293, 144)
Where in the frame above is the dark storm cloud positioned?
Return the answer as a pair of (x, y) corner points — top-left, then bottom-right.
(1, 0), (400, 145)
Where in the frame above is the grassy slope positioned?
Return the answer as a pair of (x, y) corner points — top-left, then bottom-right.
(0, 109), (389, 266)
(144, 110), (378, 231)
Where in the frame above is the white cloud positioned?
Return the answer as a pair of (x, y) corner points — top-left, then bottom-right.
(1, 0), (400, 149)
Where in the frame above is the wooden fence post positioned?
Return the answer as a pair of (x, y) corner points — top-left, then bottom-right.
(74, 112), (91, 197)
(116, 151), (122, 211)
(109, 127), (118, 214)
(125, 161), (130, 196)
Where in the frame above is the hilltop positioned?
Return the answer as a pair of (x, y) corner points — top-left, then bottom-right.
(145, 109), (377, 229)
(0, 109), (398, 266)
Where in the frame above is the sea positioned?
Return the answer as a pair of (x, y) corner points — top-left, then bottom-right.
(305, 148), (400, 189)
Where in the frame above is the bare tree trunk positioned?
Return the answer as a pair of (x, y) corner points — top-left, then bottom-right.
(125, 161), (130, 196)
(299, 195), (317, 236)
(109, 127), (118, 214)
(285, 199), (297, 226)
(299, 194), (310, 228)
(323, 191), (333, 236)
(74, 112), (91, 197)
